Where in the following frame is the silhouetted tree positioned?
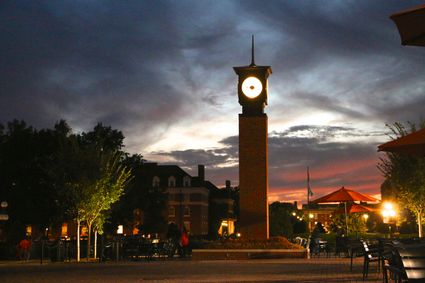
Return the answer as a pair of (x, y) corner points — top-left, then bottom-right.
(269, 202), (296, 238)
(378, 121), (425, 237)
(0, 120), (68, 242)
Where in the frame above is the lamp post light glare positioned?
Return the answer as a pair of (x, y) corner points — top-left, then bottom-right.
(381, 202), (397, 220)
(363, 214), (369, 221)
(381, 202), (397, 237)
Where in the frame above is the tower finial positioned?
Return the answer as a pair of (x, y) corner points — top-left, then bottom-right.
(250, 35), (256, 67)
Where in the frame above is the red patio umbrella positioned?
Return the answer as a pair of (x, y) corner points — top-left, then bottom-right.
(333, 203), (376, 215)
(378, 128), (425, 156)
(311, 187), (378, 204)
(311, 187), (379, 234)
(390, 4), (425, 47)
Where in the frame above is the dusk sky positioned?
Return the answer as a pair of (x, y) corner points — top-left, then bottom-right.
(1, 1), (425, 204)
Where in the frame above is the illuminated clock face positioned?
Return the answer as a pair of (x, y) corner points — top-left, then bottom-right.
(241, 76), (263, 98)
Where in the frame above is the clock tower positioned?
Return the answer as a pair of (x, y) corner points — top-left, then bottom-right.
(234, 36), (272, 239)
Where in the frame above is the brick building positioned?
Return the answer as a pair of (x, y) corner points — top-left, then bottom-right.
(141, 163), (235, 236)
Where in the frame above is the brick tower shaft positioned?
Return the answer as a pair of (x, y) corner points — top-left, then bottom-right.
(239, 114), (269, 239)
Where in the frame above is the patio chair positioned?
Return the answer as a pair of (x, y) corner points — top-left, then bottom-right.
(347, 239), (364, 271)
(361, 239), (382, 280)
(335, 236), (349, 257)
(309, 238), (329, 257)
(294, 237), (308, 248)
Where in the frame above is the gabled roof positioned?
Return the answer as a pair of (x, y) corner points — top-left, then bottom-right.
(140, 163), (191, 188)
(140, 163), (221, 191)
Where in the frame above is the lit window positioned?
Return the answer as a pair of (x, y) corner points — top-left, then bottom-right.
(61, 223), (68, 237)
(26, 225), (32, 236)
(81, 226), (88, 236)
(132, 227), (139, 235)
(152, 176), (160, 187)
(168, 176), (176, 187)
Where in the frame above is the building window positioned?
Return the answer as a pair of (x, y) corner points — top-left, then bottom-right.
(168, 176), (176, 187)
(184, 206), (190, 216)
(168, 206), (175, 217)
(61, 223), (68, 238)
(152, 176), (160, 187)
(81, 226), (88, 237)
(25, 225), (32, 236)
(183, 176), (191, 187)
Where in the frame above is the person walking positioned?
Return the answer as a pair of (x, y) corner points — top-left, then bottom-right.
(19, 237), (31, 261)
(180, 228), (189, 258)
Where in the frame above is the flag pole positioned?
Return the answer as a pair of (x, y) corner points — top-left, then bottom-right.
(307, 166), (311, 233)
(307, 166), (310, 207)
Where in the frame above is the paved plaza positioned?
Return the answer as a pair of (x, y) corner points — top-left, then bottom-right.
(0, 257), (383, 283)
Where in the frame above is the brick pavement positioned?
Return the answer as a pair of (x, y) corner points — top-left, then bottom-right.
(0, 256), (383, 282)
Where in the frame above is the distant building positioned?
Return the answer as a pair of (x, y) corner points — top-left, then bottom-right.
(24, 163), (236, 239)
(210, 180), (237, 237)
(140, 163), (236, 237)
(302, 203), (337, 231)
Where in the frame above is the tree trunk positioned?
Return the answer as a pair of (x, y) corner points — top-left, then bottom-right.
(94, 230), (98, 259)
(77, 220), (81, 262)
(418, 211), (423, 238)
(87, 223), (92, 261)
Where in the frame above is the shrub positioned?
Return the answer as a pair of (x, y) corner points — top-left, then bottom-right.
(204, 236), (303, 250)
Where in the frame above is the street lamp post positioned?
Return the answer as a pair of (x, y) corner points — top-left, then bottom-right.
(116, 225), (123, 261)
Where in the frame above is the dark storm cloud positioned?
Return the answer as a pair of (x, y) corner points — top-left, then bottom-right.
(1, 1), (423, 201)
(289, 91), (368, 120)
(153, 148), (236, 167)
(2, 1), (424, 144)
(240, 1), (424, 69)
(0, 1), (252, 151)
(240, 0), (425, 126)
(0, 1), (218, 147)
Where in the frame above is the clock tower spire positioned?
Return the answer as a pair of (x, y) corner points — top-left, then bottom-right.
(234, 37), (272, 240)
(250, 35), (255, 67)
